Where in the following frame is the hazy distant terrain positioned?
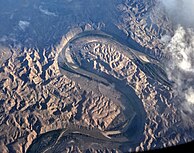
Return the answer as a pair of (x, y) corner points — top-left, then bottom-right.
(0, 0), (194, 152)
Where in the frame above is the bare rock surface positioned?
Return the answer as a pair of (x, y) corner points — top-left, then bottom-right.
(0, 0), (194, 153)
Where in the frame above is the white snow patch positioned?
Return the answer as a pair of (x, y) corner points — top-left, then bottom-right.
(39, 6), (57, 17)
(18, 20), (30, 31)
